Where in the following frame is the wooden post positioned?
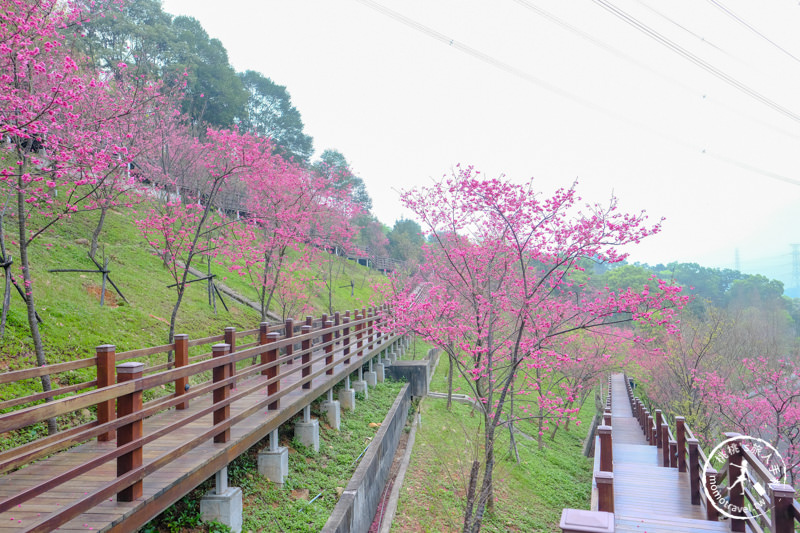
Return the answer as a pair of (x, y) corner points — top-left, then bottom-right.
(704, 467), (720, 521)
(669, 440), (677, 468)
(301, 325), (312, 390)
(356, 313), (364, 357)
(646, 413), (653, 444)
(174, 334), (189, 410)
(265, 332), (279, 410)
(675, 417), (687, 472)
(96, 344), (116, 441)
(768, 483), (796, 533)
(212, 343), (231, 444)
(688, 438), (701, 505)
(367, 308), (374, 350)
(654, 410), (663, 448)
(661, 424), (670, 466)
(116, 362), (144, 502)
(725, 433), (745, 531)
(305, 315), (313, 327)
(334, 311), (341, 340)
(595, 471), (614, 513)
(603, 409), (611, 426)
(343, 316), (351, 365)
(324, 320), (334, 376)
(224, 327), (236, 390)
(598, 425), (613, 472)
(259, 323), (269, 375)
(285, 318), (294, 365)
(639, 400), (647, 435)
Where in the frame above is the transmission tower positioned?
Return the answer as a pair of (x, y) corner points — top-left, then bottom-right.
(734, 248), (740, 272)
(792, 243), (800, 292)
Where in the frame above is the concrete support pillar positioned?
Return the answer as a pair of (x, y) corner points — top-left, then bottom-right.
(295, 417), (320, 452)
(353, 379), (368, 398)
(353, 366), (368, 398)
(200, 466), (243, 533)
(258, 429), (288, 486)
(339, 387), (356, 412)
(321, 398), (341, 430)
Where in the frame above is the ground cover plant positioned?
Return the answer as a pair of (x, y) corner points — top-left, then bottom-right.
(144, 380), (406, 533)
(392, 393), (594, 532)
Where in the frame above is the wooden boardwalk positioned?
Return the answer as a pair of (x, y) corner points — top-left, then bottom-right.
(0, 334), (400, 532)
(608, 374), (727, 532)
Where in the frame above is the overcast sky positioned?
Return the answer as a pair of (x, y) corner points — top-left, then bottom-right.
(161, 0), (800, 289)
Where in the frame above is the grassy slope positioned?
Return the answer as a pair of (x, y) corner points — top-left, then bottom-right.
(392, 349), (594, 533)
(0, 203), (383, 438)
(144, 381), (407, 533)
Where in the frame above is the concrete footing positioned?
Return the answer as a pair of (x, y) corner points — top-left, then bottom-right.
(364, 371), (377, 387)
(374, 363), (385, 383)
(258, 447), (288, 486)
(321, 400), (341, 430)
(200, 487), (243, 533)
(353, 380), (368, 398)
(295, 419), (320, 452)
(339, 388), (356, 411)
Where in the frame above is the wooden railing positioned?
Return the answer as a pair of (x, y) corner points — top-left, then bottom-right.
(626, 373), (800, 533)
(0, 304), (398, 532)
(591, 375), (614, 514)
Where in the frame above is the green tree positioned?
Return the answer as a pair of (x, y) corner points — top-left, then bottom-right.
(388, 218), (424, 262)
(77, 5), (249, 129)
(313, 149), (372, 211)
(168, 16), (247, 129)
(239, 70), (313, 163)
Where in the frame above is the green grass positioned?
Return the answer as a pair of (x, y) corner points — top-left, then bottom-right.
(392, 358), (594, 532)
(0, 200), (382, 447)
(145, 379), (407, 533)
(399, 337), (433, 361)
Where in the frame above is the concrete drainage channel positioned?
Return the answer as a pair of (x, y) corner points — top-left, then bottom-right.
(322, 347), (439, 533)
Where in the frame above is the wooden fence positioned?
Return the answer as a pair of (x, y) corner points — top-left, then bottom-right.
(623, 373), (800, 532)
(0, 304), (397, 532)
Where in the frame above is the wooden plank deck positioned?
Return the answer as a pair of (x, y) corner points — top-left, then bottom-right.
(0, 336), (399, 532)
(608, 373), (727, 532)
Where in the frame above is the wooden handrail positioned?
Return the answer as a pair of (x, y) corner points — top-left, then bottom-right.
(626, 387), (800, 532)
(0, 306), (403, 531)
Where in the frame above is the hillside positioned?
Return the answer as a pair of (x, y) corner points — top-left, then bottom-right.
(0, 202), (382, 397)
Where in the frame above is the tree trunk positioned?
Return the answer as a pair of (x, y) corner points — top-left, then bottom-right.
(537, 406), (545, 451)
(0, 214), (10, 339)
(89, 205), (107, 259)
(465, 422), (496, 533)
(447, 354), (453, 410)
(17, 186), (57, 435)
(167, 287), (185, 364)
(462, 460), (480, 533)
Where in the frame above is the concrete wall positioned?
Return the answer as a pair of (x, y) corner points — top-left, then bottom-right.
(322, 384), (411, 533)
(385, 348), (438, 398)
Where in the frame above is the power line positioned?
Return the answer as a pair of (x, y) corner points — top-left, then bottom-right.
(510, 0), (800, 139)
(635, 0), (731, 58)
(354, 0), (800, 188)
(706, 0), (800, 66)
(589, 0), (800, 125)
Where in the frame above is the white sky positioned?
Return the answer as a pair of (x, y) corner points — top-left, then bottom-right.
(161, 0), (800, 289)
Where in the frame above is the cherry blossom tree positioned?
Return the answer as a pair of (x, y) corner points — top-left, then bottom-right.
(136, 128), (272, 348)
(224, 162), (357, 320)
(696, 357), (800, 485)
(385, 166), (685, 533)
(0, 0), (139, 433)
